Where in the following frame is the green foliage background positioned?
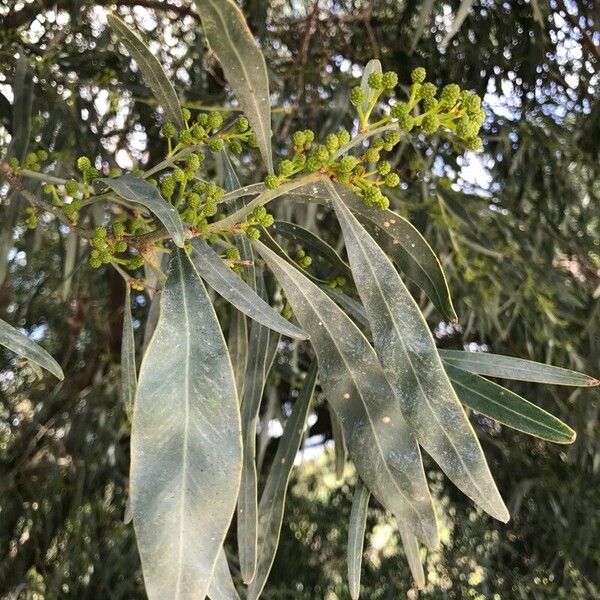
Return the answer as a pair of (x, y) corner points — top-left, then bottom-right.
(0, 1), (598, 598)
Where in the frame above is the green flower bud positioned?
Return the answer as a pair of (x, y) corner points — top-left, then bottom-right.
(179, 130), (194, 146)
(368, 72), (384, 90)
(382, 71), (398, 90)
(384, 173), (400, 187)
(172, 168), (186, 183)
(278, 159), (294, 177)
(245, 226), (260, 240)
(226, 247), (241, 261)
(350, 86), (365, 106)
(162, 122), (176, 138)
(325, 133), (339, 152)
(35, 149), (48, 161)
(186, 154), (201, 172)
(337, 129), (351, 146)
(419, 82), (437, 101)
(377, 161), (391, 176)
(209, 138), (225, 152)
(181, 108), (191, 122)
(236, 116), (249, 133)
(315, 145), (329, 162)
(391, 101), (410, 119)
(114, 240), (128, 253)
(411, 67), (426, 84)
(365, 148), (380, 163)
(421, 114), (440, 134)
(128, 255), (145, 270)
(281, 303), (293, 320)
(261, 213), (275, 228)
(303, 129), (315, 144)
(7, 157), (19, 170)
(464, 136), (483, 151)
(207, 112), (223, 131)
(305, 156), (321, 172)
(190, 124), (206, 142)
(228, 140), (243, 155)
(113, 222), (126, 236)
(197, 113), (209, 127)
(89, 257), (102, 269)
(265, 174), (280, 189)
(292, 131), (306, 147)
(94, 226), (107, 241)
(77, 156), (91, 172)
(439, 84), (461, 109)
(462, 92), (482, 115)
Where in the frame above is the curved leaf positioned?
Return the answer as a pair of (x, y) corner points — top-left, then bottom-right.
(248, 362), (317, 600)
(121, 285), (137, 421)
(130, 250), (242, 600)
(347, 478), (370, 600)
(343, 192), (457, 322)
(195, 0), (273, 173)
(97, 174), (185, 247)
(208, 549), (240, 600)
(0, 318), (63, 380)
(439, 349), (599, 387)
(107, 14), (184, 129)
(331, 183), (508, 523)
(445, 364), (577, 444)
(190, 238), (307, 339)
(228, 308), (248, 401)
(329, 404), (347, 480)
(253, 240), (439, 547)
(397, 521), (426, 590)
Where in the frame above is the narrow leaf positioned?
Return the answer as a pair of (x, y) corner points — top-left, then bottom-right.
(445, 364), (577, 444)
(107, 14), (184, 129)
(343, 192), (457, 322)
(248, 362), (317, 600)
(347, 478), (370, 600)
(397, 521), (426, 590)
(254, 240), (439, 547)
(7, 54), (34, 161)
(360, 59), (381, 114)
(329, 404), (347, 480)
(190, 238), (307, 339)
(195, 0), (273, 173)
(0, 318), (63, 380)
(96, 174), (185, 247)
(61, 230), (78, 301)
(130, 250), (242, 599)
(442, 0), (476, 45)
(208, 549), (240, 600)
(439, 349), (599, 387)
(121, 285), (137, 421)
(331, 183), (508, 523)
(409, 0), (436, 54)
(228, 308), (248, 401)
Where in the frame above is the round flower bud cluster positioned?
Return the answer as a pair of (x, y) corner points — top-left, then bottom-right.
(294, 249), (312, 269)
(351, 68), (400, 129)
(89, 226), (127, 268)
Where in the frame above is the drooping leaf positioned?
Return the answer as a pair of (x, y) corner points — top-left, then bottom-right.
(228, 308), (248, 401)
(439, 349), (599, 387)
(96, 174), (185, 247)
(121, 285), (137, 421)
(347, 478), (370, 600)
(61, 230), (78, 301)
(442, 0), (476, 45)
(195, 0), (273, 173)
(0, 318), (63, 380)
(328, 404), (347, 480)
(107, 14), (184, 129)
(130, 250), (242, 599)
(331, 184), (508, 523)
(343, 192), (457, 322)
(444, 364), (577, 444)
(207, 549), (240, 600)
(360, 59), (381, 115)
(253, 240), (439, 547)
(397, 521), (426, 590)
(190, 238), (307, 339)
(248, 362), (317, 600)
(7, 53), (34, 161)
(273, 221), (353, 281)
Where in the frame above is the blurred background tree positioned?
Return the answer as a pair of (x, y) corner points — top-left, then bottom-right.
(0, 1), (598, 598)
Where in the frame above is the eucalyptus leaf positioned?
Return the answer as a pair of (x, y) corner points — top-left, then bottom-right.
(253, 239), (439, 547)
(445, 364), (577, 444)
(0, 318), (63, 380)
(195, 0), (273, 173)
(107, 14), (184, 129)
(331, 183), (509, 523)
(190, 238), (307, 339)
(207, 549), (240, 600)
(347, 478), (370, 600)
(96, 174), (185, 247)
(248, 362), (317, 600)
(397, 521), (426, 590)
(343, 192), (457, 322)
(130, 250), (241, 600)
(360, 59), (381, 114)
(439, 349), (599, 387)
(121, 285), (136, 422)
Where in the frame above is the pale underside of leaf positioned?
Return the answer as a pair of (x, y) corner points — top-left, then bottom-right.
(130, 250), (241, 600)
(360, 59), (381, 114)
(195, 0), (273, 173)
(121, 285), (137, 421)
(253, 239), (439, 547)
(439, 349), (599, 387)
(0, 318), (64, 380)
(347, 478), (370, 600)
(397, 520), (426, 590)
(329, 404), (348, 480)
(331, 183), (508, 524)
(248, 362), (317, 600)
(207, 549), (240, 600)
(444, 364), (577, 444)
(107, 14), (184, 129)
(96, 174), (185, 247)
(190, 238), (307, 339)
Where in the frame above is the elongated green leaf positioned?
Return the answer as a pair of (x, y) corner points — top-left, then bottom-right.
(228, 308), (248, 401)
(61, 230), (78, 301)
(397, 521), (425, 590)
(360, 59), (381, 114)
(97, 174), (185, 247)
(343, 192), (457, 322)
(439, 349), (599, 387)
(254, 240), (439, 547)
(273, 221), (353, 280)
(130, 250), (242, 600)
(329, 404), (347, 480)
(442, 0), (476, 45)
(0, 318), (63, 380)
(248, 362), (317, 600)
(348, 478), (370, 600)
(409, 0), (436, 54)
(7, 54), (34, 161)
(107, 14), (184, 129)
(331, 183), (508, 523)
(195, 0), (273, 173)
(121, 286), (137, 421)
(208, 549), (240, 600)
(190, 238), (307, 339)
(445, 364), (577, 444)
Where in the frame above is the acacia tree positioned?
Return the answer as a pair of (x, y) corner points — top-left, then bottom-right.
(1, 1), (598, 598)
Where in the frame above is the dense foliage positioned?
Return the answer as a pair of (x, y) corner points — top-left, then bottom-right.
(0, 1), (598, 598)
